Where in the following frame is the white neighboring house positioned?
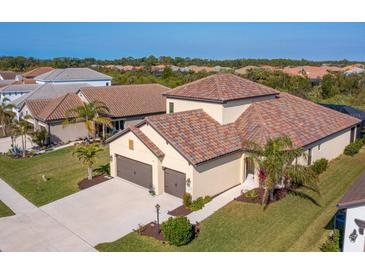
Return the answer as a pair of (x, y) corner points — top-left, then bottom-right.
(34, 68), (112, 86)
(337, 171), (365, 252)
(0, 84), (40, 103)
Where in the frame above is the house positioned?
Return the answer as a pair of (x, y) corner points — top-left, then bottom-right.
(22, 67), (54, 79)
(34, 68), (112, 86)
(21, 93), (89, 144)
(77, 84), (169, 132)
(20, 83), (169, 144)
(14, 83), (90, 112)
(0, 83), (40, 102)
(337, 171), (365, 252)
(0, 71), (20, 81)
(344, 67), (365, 76)
(321, 104), (365, 135)
(282, 66), (330, 83)
(106, 73), (360, 199)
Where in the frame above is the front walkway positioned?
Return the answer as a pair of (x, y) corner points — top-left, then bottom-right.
(0, 135), (34, 153)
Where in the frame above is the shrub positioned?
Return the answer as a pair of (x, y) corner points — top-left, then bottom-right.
(344, 139), (363, 156)
(183, 192), (192, 208)
(244, 189), (258, 198)
(311, 158), (328, 175)
(188, 196), (212, 211)
(161, 216), (194, 246)
(320, 230), (341, 252)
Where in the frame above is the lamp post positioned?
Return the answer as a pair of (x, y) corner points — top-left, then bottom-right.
(155, 204), (160, 232)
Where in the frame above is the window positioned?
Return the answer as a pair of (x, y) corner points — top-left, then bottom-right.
(350, 127), (356, 143)
(307, 148), (312, 166)
(318, 144), (321, 151)
(169, 102), (174, 113)
(128, 139), (134, 150)
(106, 82), (109, 86)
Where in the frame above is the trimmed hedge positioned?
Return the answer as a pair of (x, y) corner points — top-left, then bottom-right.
(311, 158), (328, 175)
(344, 139), (363, 156)
(183, 192), (192, 208)
(189, 196), (212, 211)
(161, 216), (194, 246)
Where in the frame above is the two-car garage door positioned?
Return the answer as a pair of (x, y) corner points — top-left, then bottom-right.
(116, 154), (186, 198)
(116, 155), (153, 189)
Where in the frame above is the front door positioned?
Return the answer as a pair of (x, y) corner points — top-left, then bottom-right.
(245, 157), (255, 178)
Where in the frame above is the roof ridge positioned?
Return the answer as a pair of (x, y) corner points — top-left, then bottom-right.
(42, 93), (71, 120)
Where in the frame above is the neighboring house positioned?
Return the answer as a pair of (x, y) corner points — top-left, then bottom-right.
(321, 104), (365, 135)
(21, 93), (89, 144)
(34, 68), (112, 86)
(282, 66), (330, 84)
(22, 67), (54, 79)
(337, 171), (365, 252)
(13, 83), (91, 112)
(0, 70), (20, 81)
(77, 84), (170, 132)
(106, 73), (360, 199)
(20, 83), (169, 144)
(344, 67), (365, 76)
(0, 84), (40, 102)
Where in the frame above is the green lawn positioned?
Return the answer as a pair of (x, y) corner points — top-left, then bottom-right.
(0, 146), (109, 207)
(0, 200), (15, 217)
(96, 148), (365, 252)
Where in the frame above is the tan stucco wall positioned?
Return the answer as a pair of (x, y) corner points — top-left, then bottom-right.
(49, 122), (89, 144)
(167, 95), (275, 125)
(192, 152), (242, 199)
(297, 127), (355, 165)
(109, 130), (162, 193)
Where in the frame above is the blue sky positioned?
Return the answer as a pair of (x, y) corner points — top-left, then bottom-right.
(0, 23), (364, 60)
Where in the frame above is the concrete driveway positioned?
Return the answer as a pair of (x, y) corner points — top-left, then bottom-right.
(0, 135), (34, 153)
(41, 178), (181, 247)
(0, 178), (180, 251)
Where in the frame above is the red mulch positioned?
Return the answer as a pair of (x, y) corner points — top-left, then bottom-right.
(78, 175), (109, 190)
(168, 205), (193, 216)
(139, 221), (201, 242)
(234, 187), (288, 204)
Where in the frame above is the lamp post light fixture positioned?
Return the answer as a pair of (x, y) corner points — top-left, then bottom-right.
(155, 204), (161, 232)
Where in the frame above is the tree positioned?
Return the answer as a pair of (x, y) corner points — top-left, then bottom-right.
(321, 74), (339, 99)
(63, 100), (112, 140)
(244, 136), (319, 206)
(31, 128), (49, 148)
(72, 143), (103, 180)
(13, 115), (32, 157)
(0, 98), (15, 136)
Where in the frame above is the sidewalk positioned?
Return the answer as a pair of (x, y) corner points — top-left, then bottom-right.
(188, 184), (242, 223)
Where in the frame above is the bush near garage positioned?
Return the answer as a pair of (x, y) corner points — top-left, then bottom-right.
(344, 139), (363, 156)
(161, 216), (194, 246)
(311, 159), (329, 175)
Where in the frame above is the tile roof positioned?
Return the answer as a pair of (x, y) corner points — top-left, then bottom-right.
(13, 83), (90, 108)
(337, 171), (365, 208)
(0, 84), (40, 93)
(164, 73), (279, 102)
(26, 93), (83, 122)
(34, 68), (112, 81)
(282, 66), (330, 79)
(79, 84), (169, 118)
(22, 67), (54, 78)
(146, 109), (242, 165)
(235, 93), (360, 147)
(0, 71), (18, 80)
(129, 126), (165, 158)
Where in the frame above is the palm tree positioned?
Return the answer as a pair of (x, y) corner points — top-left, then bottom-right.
(0, 98), (15, 136)
(72, 143), (103, 180)
(13, 115), (33, 158)
(63, 100), (112, 140)
(244, 136), (319, 206)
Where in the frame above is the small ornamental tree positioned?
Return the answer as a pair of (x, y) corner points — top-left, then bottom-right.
(161, 216), (194, 246)
(72, 143), (103, 180)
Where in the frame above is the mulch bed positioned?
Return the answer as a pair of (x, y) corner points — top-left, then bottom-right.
(234, 187), (288, 204)
(138, 221), (201, 242)
(168, 205), (193, 216)
(78, 175), (110, 190)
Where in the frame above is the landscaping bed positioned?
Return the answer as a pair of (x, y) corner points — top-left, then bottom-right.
(168, 205), (192, 216)
(234, 188), (288, 204)
(78, 175), (110, 190)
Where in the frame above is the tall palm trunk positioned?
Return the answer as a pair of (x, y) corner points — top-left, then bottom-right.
(87, 166), (93, 180)
(21, 135), (26, 157)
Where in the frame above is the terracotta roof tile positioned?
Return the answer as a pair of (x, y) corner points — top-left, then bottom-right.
(338, 171), (365, 208)
(79, 84), (169, 118)
(129, 126), (164, 158)
(0, 71), (18, 80)
(146, 109), (242, 165)
(22, 67), (54, 78)
(164, 73), (279, 102)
